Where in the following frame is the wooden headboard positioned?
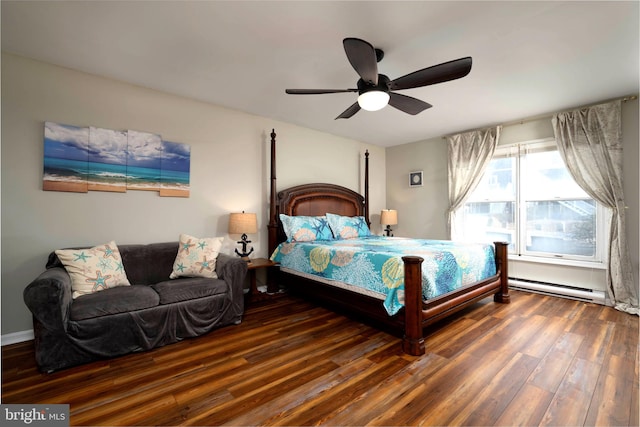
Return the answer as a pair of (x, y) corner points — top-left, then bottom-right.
(267, 130), (370, 255)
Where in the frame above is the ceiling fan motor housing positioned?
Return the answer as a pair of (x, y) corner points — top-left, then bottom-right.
(357, 74), (391, 95)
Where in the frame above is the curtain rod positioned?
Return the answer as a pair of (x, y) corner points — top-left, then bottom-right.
(442, 94), (638, 139)
(503, 94), (637, 127)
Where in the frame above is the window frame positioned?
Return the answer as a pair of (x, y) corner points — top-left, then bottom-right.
(457, 137), (607, 265)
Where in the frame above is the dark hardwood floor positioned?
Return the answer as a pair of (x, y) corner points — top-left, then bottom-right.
(2, 290), (638, 426)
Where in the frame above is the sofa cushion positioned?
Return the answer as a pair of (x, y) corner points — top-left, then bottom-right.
(143, 242), (180, 284)
(117, 244), (154, 285)
(152, 278), (227, 305)
(55, 241), (131, 299)
(70, 285), (160, 321)
(118, 242), (178, 285)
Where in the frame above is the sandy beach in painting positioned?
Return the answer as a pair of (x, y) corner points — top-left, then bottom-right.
(88, 182), (127, 192)
(43, 179), (130, 193)
(44, 179), (190, 197)
(126, 183), (162, 191)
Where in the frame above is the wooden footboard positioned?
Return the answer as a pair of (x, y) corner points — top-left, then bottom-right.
(278, 241), (509, 357)
(401, 241), (510, 356)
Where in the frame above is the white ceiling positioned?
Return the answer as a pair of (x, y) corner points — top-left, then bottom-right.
(2, 1), (638, 147)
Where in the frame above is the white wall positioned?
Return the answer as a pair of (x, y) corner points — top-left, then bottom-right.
(386, 100), (639, 295)
(0, 53), (386, 336)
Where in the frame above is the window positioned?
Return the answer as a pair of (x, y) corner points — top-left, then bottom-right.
(456, 139), (605, 263)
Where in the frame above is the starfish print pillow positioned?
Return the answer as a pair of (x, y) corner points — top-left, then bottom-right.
(170, 234), (224, 279)
(55, 241), (131, 299)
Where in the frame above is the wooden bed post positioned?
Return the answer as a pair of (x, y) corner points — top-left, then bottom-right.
(493, 241), (511, 303)
(402, 256), (425, 356)
(364, 150), (370, 227)
(268, 129), (278, 256)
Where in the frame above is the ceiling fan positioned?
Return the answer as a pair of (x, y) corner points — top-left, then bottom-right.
(285, 38), (472, 119)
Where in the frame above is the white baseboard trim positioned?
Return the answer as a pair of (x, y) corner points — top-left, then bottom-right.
(1, 329), (34, 346)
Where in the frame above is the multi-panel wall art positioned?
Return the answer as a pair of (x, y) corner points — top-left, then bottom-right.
(43, 122), (190, 197)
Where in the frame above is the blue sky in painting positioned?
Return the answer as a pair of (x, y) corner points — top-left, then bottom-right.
(45, 123), (190, 184)
(161, 141), (190, 172)
(44, 122), (89, 161)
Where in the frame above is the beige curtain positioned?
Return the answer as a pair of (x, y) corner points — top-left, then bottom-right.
(446, 126), (501, 238)
(552, 100), (638, 315)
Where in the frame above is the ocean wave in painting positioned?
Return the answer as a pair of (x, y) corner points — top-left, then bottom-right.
(44, 158), (187, 188)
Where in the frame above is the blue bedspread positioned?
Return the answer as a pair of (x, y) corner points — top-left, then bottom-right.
(270, 236), (496, 315)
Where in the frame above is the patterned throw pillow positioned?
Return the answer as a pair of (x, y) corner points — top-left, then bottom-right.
(170, 234), (224, 279)
(55, 241), (131, 299)
(326, 213), (371, 239)
(279, 214), (334, 242)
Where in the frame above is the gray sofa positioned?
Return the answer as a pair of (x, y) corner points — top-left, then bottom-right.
(23, 242), (247, 373)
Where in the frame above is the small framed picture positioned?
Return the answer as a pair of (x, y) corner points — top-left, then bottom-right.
(409, 171), (423, 187)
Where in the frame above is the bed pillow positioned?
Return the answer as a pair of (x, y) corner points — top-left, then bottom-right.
(279, 214), (334, 242)
(170, 234), (224, 279)
(55, 241), (131, 299)
(326, 213), (371, 239)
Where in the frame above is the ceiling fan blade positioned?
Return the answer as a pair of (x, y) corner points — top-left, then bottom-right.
(286, 88), (358, 94)
(335, 102), (361, 120)
(343, 38), (378, 85)
(389, 57), (472, 91)
(388, 92), (432, 115)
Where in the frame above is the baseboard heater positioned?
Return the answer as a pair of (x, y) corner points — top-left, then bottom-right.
(509, 277), (606, 305)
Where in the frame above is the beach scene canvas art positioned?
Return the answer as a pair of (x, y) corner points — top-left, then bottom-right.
(43, 122), (191, 197)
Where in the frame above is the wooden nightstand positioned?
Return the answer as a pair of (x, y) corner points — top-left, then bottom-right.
(246, 258), (278, 301)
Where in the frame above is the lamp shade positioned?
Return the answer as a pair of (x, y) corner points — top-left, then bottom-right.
(228, 212), (258, 234)
(358, 90), (390, 111)
(380, 209), (398, 226)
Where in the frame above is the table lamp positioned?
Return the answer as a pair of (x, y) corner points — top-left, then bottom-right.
(228, 211), (258, 259)
(380, 209), (398, 237)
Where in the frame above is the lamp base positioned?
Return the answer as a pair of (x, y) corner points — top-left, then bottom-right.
(235, 234), (254, 259)
(384, 225), (394, 237)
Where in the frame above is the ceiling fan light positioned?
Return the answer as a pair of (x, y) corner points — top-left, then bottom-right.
(357, 90), (390, 111)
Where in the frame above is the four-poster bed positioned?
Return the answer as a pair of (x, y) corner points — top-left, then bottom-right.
(267, 129), (510, 355)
